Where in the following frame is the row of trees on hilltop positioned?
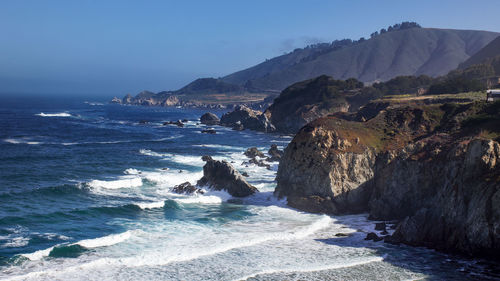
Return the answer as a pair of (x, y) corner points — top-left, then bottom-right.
(371, 22), (421, 38)
(290, 22), (422, 62)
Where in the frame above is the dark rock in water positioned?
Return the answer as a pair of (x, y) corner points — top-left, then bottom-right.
(335, 233), (349, 237)
(163, 120), (184, 127)
(384, 235), (401, 245)
(201, 129), (216, 134)
(182, 119), (188, 123)
(202, 155), (213, 162)
(244, 147), (265, 158)
(197, 156), (258, 197)
(267, 144), (284, 162)
(248, 158), (271, 169)
(161, 168), (169, 171)
(241, 172), (249, 177)
(220, 105), (275, 132)
(172, 182), (204, 194)
(232, 121), (244, 131)
(286, 195), (338, 214)
(174, 120), (184, 127)
(365, 232), (383, 242)
(381, 230), (389, 235)
(200, 113), (220, 125)
(375, 222), (386, 231)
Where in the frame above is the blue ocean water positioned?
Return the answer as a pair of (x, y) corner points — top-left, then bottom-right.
(0, 96), (497, 280)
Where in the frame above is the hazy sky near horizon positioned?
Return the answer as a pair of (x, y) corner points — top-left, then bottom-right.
(1, 0), (499, 97)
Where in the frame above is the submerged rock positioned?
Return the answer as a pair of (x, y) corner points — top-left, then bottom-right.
(365, 232), (383, 242)
(200, 113), (220, 125)
(197, 156), (258, 197)
(163, 120), (184, 127)
(201, 129), (216, 134)
(374, 222), (386, 231)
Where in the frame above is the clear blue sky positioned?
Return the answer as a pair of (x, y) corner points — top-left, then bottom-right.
(1, 0), (499, 97)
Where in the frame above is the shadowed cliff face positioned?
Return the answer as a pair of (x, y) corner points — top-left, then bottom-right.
(371, 137), (500, 257)
(275, 100), (500, 257)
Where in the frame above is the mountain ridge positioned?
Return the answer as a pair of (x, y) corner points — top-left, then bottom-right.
(222, 27), (499, 90)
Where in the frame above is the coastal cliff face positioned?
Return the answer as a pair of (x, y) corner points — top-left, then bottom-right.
(372, 137), (500, 257)
(275, 124), (376, 214)
(275, 100), (500, 257)
(275, 102), (443, 213)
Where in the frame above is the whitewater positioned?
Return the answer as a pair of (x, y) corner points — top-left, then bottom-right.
(0, 97), (495, 280)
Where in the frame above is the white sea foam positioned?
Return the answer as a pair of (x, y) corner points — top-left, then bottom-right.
(139, 149), (166, 157)
(144, 170), (203, 188)
(21, 247), (54, 261)
(139, 149), (204, 166)
(36, 112), (72, 117)
(109, 215), (333, 267)
(87, 177), (143, 189)
(0, 236), (30, 248)
(232, 256), (385, 281)
(3, 138), (42, 145)
(76, 231), (132, 248)
(135, 201), (165, 209)
(173, 195), (223, 204)
(124, 168), (140, 175)
(21, 231), (133, 261)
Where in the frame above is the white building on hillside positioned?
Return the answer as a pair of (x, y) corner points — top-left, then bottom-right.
(487, 89), (500, 102)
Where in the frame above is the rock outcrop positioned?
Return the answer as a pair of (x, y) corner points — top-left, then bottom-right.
(371, 138), (500, 257)
(172, 182), (204, 194)
(220, 105), (275, 132)
(275, 100), (500, 257)
(197, 156), (258, 197)
(275, 123), (377, 214)
(200, 113), (220, 125)
(267, 144), (284, 162)
(244, 147), (265, 159)
(163, 120), (184, 127)
(264, 76), (357, 133)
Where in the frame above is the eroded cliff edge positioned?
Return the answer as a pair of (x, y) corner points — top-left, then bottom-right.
(275, 100), (500, 258)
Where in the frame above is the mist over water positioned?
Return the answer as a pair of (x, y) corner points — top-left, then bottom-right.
(0, 96), (494, 280)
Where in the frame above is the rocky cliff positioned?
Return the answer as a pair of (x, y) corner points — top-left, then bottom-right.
(220, 105), (275, 132)
(275, 100), (500, 257)
(371, 137), (500, 257)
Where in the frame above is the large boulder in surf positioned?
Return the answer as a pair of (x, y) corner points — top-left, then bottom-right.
(200, 112), (220, 125)
(267, 144), (284, 162)
(172, 182), (204, 194)
(197, 156), (258, 197)
(244, 147), (265, 159)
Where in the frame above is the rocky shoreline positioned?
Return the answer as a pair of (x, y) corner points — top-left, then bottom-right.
(124, 73), (500, 261)
(274, 101), (500, 259)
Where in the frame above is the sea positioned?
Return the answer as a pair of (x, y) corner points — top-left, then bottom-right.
(0, 96), (498, 280)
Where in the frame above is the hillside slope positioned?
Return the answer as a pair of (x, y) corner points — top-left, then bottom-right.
(459, 35), (500, 68)
(223, 28), (499, 91)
